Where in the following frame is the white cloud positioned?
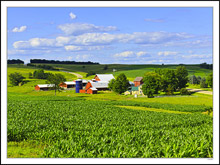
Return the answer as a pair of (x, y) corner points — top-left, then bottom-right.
(114, 51), (135, 58)
(136, 51), (148, 57)
(182, 54), (212, 59)
(12, 26), (27, 32)
(69, 12), (76, 19)
(158, 51), (179, 56)
(13, 38), (56, 49)
(13, 31), (194, 50)
(58, 23), (117, 35)
(65, 45), (82, 51)
(76, 54), (90, 60)
(56, 36), (72, 46)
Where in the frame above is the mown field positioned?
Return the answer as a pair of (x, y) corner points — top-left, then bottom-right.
(7, 65), (213, 158)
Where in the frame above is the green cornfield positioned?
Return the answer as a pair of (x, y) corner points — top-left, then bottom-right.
(7, 95), (213, 158)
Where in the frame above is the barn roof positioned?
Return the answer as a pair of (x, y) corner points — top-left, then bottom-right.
(134, 77), (143, 82)
(90, 87), (98, 91)
(37, 84), (55, 88)
(89, 81), (109, 88)
(64, 81), (76, 85)
(129, 81), (135, 85)
(74, 79), (88, 83)
(95, 74), (115, 82)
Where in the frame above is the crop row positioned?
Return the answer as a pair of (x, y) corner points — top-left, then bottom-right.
(7, 95), (213, 158)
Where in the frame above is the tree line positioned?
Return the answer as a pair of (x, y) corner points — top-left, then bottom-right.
(7, 59), (24, 64)
(30, 59), (99, 65)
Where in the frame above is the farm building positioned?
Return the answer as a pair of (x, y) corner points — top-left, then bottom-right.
(134, 77), (143, 87)
(35, 84), (55, 91)
(80, 74), (115, 94)
(59, 80), (88, 89)
(59, 81), (76, 89)
(94, 74), (115, 82)
(124, 85), (144, 96)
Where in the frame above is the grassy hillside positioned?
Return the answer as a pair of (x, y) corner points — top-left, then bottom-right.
(9, 64), (212, 81)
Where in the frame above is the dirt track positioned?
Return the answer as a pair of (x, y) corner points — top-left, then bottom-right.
(60, 70), (83, 78)
(187, 88), (213, 95)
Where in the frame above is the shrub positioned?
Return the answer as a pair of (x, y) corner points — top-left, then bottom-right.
(200, 78), (208, 88)
(180, 88), (191, 95)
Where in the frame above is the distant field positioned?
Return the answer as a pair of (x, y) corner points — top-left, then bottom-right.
(15, 63), (212, 81)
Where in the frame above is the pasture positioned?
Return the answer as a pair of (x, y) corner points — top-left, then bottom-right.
(17, 63), (212, 81)
(6, 64), (213, 158)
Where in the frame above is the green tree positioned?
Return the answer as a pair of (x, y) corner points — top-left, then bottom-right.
(200, 77), (208, 88)
(142, 72), (161, 98)
(9, 72), (25, 86)
(207, 73), (213, 88)
(33, 69), (45, 79)
(28, 72), (33, 79)
(108, 79), (116, 91)
(189, 75), (198, 84)
(111, 73), (129, 94)
(142, 84), (154, 98)
(46, 73), (66, 95)
(158, 69), (178, 92)
(175, 66), (188, 90)
(103, 65), (108, 70)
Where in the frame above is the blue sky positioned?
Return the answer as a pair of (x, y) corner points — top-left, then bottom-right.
(7, 7), (213, 64)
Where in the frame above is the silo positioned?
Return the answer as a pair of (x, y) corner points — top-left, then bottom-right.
(75, 79), (82, 93)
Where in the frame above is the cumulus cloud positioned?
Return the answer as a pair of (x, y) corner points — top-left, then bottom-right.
(64, 45), (109, 51)
(12, 26), (27, 32)
(158, 51), (179, 56)
(114, 51), (135, 58)
(136, 51), (148, 57)
(64, 45), (82, 51)
(13, 38), (56, 49)
(69, 12), (76, 19)
(58, 23), (117, 35)
(12, 31), (195, 50)
(144, 18), (165, 23)
(114, 51), (150, 58)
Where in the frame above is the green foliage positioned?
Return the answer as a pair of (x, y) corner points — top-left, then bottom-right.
(46, 73), (66, 95)
(142, 84), (154, 98)
(142, 72), (161, 98)
(156, 69), (178, 92)
(175, 66), (188, 90)
(111, 73), (130, 94)
(189, 75), (202, 85)
(166, 84), (174, 95)
(103, 65), (108, 70)
(9, 72), (25, 86)
(200, 78), (208, 88)
(108, 79), (116, 91)
(7, 95), (213, 158)
(180, 88), (191, 95)
(206, 73), (213, 88)
(33, 69), (51, 79)
(28, 72), (33, 79)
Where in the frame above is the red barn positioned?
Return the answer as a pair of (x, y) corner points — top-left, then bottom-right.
(59, 81), (76, 89)
(134, 77), (143, 87)
(35, 84), (55, 91)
